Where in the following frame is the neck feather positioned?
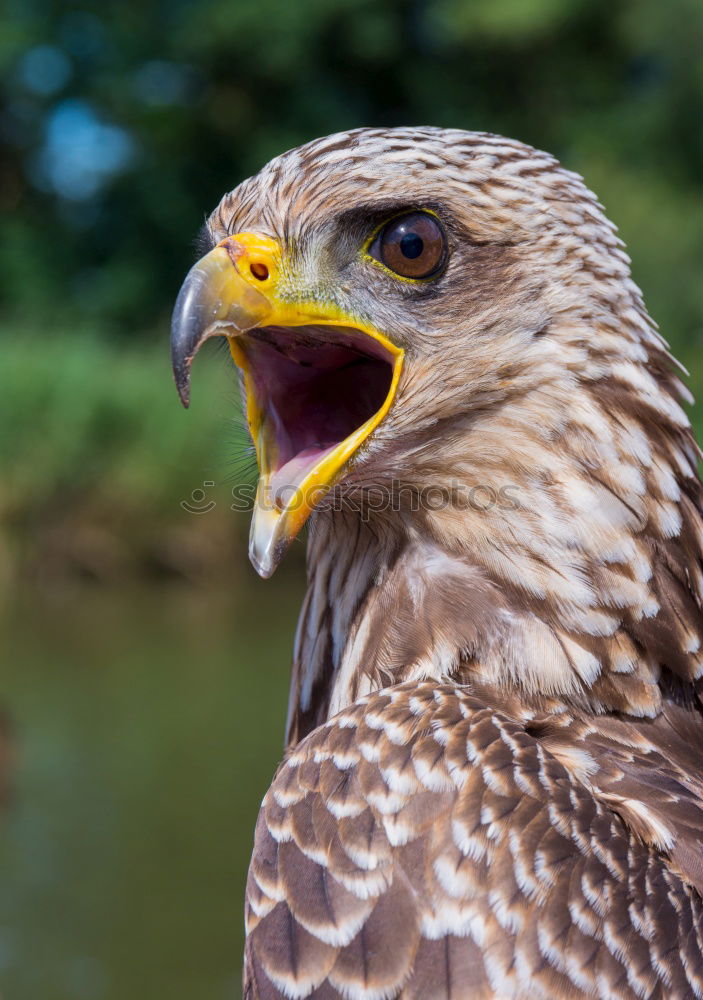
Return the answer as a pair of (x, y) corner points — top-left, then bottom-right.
(286, 361), (703, 747)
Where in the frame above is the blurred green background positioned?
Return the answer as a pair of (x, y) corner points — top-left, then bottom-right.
(1, 0), (702, 997)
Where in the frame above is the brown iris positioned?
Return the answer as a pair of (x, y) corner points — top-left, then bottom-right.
(369, 211), (447, 279)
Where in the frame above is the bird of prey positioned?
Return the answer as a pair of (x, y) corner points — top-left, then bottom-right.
(171, 128), (703, 999)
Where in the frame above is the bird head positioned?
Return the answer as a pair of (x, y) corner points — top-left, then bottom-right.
(173, 128), (602, 572)
(172, 128), (702, 717)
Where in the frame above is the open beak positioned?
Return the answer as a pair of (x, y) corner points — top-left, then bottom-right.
(171, 233), (404, 578)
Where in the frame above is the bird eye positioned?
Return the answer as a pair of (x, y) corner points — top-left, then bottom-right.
(368, 211), (447, 279)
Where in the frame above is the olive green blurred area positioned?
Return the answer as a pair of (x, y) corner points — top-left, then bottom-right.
(1, 0), (702, 997)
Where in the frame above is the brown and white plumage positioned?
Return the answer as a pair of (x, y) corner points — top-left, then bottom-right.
(172, 128), (703, 998)
(247, 684), (703, 999)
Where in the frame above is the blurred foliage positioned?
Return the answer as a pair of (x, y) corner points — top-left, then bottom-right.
(2, 0), (703, 353)
(0, 333), (256, 587)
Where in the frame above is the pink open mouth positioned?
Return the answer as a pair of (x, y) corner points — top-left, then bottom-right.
(235, 324), (396, 498)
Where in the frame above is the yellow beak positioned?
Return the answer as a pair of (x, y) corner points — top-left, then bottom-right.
(171, 233), (403, 577)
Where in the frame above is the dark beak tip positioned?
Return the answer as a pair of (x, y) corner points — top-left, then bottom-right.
(175, 376), (191, 409)
(172, 357), (192, 408)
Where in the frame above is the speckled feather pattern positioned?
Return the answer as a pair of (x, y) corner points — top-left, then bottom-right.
(201, 128), (703, 998)
(245, 684), (703, 999)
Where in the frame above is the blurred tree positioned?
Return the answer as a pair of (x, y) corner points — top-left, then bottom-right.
(1, 0), (702, 356)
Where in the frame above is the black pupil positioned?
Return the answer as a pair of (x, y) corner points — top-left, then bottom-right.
(399, 232), (424, 259)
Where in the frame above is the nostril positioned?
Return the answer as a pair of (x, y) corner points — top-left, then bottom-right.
(250, 261), (269, 281)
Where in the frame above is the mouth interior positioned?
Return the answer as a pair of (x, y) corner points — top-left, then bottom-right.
(237, 324), (395, 499)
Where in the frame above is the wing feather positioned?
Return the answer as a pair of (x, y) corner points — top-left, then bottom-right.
(245, 682), (703, 999)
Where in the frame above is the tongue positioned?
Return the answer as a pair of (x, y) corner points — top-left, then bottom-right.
(268, 444), (338, 504)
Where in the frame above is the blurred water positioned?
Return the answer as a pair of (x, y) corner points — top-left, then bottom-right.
(0, 572), (303, 999)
